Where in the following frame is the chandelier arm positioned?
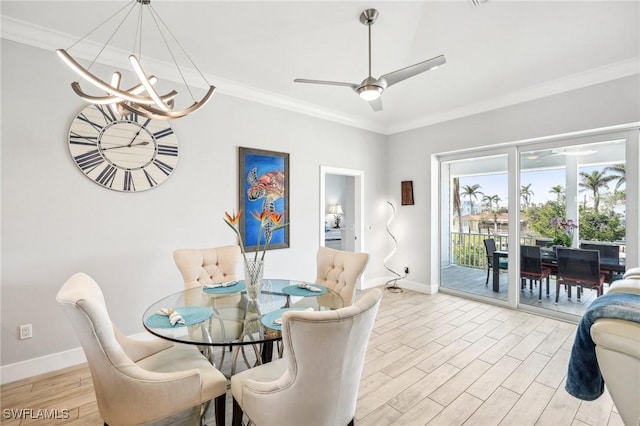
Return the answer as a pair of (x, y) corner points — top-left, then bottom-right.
(70, 81), (177, 106)
(129, 56), (172, 111)
(59, 49), (177, 104)
(149, 4), (212, 88)
(122, 85), (215, 120)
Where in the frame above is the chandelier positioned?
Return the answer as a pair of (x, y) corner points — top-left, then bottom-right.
(56, 0), (214, 120)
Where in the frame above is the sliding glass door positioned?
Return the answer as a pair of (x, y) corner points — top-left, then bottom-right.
(438, 128), (634, 319)
(519, 138), (626, 316)
(440, 153), (510, 303)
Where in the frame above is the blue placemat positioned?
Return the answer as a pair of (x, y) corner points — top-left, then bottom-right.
(145, 306), (213, 328)
(202, 281), (246, 294)
(260, 308), (310, 330)
(281, 283), (327, 297)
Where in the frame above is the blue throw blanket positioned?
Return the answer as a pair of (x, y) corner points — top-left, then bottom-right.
(565, 292), (640, 400)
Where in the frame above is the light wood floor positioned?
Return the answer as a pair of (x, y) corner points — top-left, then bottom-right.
(0, 289), (622, 426)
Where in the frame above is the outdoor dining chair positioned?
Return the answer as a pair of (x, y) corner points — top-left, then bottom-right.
(484, 238), (507, 286)
(555, 248), (605, 304)
(520, 245), (552, 301)
(580, 242), (621, 283)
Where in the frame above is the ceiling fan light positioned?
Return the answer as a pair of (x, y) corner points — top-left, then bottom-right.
(358, 85), (383, 101)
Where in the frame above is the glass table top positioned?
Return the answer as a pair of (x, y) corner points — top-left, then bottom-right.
(142, 278), (343, 347)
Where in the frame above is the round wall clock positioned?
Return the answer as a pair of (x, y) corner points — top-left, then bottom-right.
(68, 104), (179, 192)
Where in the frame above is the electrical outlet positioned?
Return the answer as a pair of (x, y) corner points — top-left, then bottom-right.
(19, 324), (32, 340)
(404, 266), (409, 274)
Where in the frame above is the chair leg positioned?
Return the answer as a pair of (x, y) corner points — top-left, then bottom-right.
(486, 267), (490, 286)
(538, 280), (542, 301)
(214, 394), (226, 426)
(232, 397), (244, 426)
(546, 276), (550, 297)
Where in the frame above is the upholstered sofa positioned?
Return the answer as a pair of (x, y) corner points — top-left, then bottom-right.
(590, 268), (640, 426)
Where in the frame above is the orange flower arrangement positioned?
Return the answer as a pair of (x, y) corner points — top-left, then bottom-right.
(224, 209), (287, 262)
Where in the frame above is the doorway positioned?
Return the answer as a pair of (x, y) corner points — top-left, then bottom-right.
(319, 166), (364, 253)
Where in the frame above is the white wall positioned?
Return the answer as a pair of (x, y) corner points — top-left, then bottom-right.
(387, 75), (640, 292)
(0, 40), (389, 370)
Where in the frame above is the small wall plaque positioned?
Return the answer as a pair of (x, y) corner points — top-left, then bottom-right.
(401, 181), (414, 205)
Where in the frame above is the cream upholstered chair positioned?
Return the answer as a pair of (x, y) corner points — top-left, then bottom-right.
(590, 273), (640, 426)
(174, 246), (247, 368)
(315, 246), (369, 306)
(230, 288), (382, 426)
(56, 272), (228, 426)
(173, 245), (241, 289)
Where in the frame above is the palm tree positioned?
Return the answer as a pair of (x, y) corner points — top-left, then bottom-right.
(482, 194), (501, 234)
(549, 185), (564, 204)
(520, 184), (534, 210)
(579, 170), (616, 213)
(605, 163), (626, 191)
(461, 184), (483, 216)
(453, 178), (463, 235)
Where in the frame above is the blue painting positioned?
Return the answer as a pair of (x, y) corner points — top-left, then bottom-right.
(239, 147), (290, 251)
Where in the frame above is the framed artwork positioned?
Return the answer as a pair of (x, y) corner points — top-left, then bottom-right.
(238, 147), (290, 251)
(401, 181), (414, 205)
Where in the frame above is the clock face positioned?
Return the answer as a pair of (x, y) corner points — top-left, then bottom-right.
(68, 104), (179, 192)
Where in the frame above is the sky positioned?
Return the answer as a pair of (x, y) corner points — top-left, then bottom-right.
(458, 166), (621, 209)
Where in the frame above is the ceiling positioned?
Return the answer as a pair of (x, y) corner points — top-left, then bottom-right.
(2, 1), (639, 135)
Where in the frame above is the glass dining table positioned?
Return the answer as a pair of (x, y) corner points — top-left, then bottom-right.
(142, 279), (343, 374)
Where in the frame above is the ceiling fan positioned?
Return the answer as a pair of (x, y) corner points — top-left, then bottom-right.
(294, 8), (446, 112)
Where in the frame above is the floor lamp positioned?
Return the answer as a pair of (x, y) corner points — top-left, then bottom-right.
(384, 201), (407, 292)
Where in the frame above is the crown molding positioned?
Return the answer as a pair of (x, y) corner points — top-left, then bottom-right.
(2, 16), (638, 136)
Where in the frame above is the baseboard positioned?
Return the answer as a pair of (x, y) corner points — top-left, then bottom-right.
(0, 332), (151, 385)
(361, 275), (435, 294)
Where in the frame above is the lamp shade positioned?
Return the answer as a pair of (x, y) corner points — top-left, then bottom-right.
(329, 204), (344, 215)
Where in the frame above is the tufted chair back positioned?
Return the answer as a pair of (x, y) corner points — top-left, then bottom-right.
(173, 246), (241, 290)
(316, 246), (369, 306)
(230, 288), (383, 426)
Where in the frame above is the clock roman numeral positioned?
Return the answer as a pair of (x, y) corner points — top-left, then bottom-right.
(69, 132), (98, 147)
(96, 105), (118, 124)
(96, 164), (117, 187)
(77, 113), (104, 133)
(153, 159), (174, 176)
(157, 144), (178, 157)
(124, 111), (138, 123)
(123, 170), (135, 192)
(144, 169), (158, 187)
(153, 127), (174, 139)
(74, 149), (104, 172)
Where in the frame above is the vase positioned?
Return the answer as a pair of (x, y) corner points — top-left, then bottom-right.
(244, 259), (264, 300)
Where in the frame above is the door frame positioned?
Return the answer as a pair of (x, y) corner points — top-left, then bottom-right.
(319, 166), (364, 253)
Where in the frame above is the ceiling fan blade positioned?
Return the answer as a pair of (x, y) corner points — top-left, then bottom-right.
(293, 78), (358, 89)
(380, 55), (446, 87)
(369, 97), (383, 112)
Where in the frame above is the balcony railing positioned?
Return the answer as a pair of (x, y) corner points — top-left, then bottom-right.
(449, 232), (624, 269)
